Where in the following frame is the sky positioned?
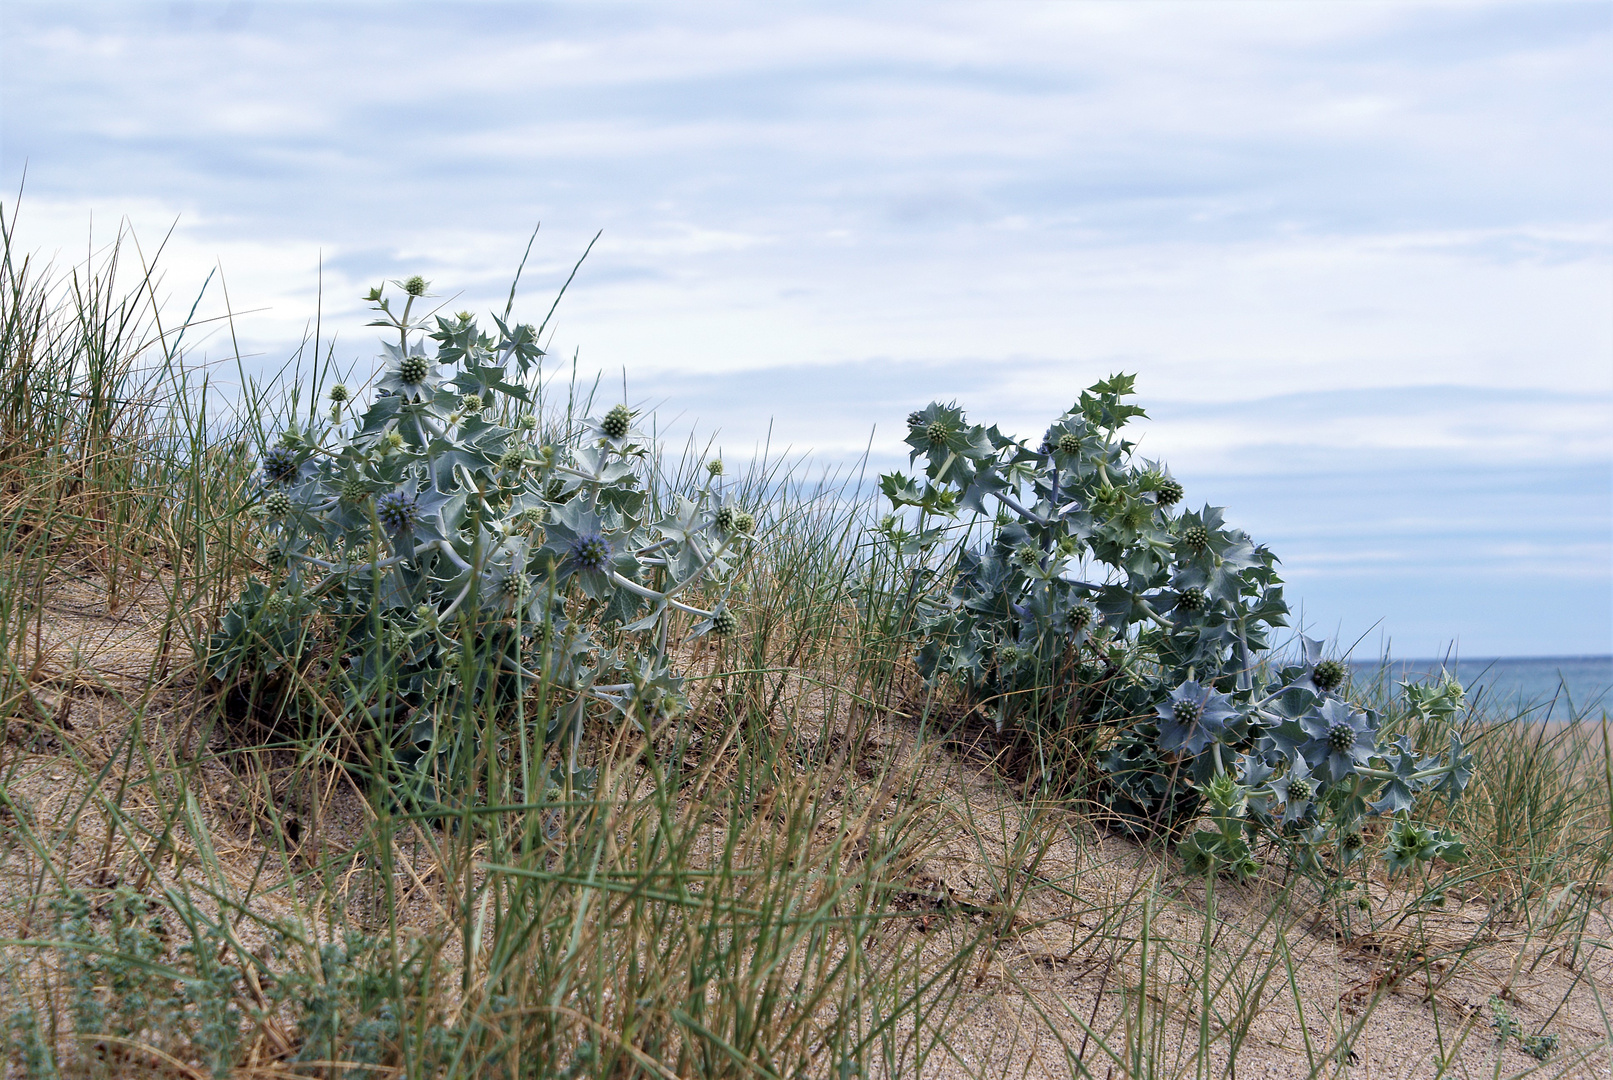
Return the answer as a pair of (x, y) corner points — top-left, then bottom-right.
(2, 0), (1609, 658)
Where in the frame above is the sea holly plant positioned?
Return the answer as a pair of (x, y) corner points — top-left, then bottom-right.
(879, 376), (1476, 878)
(209, 277), (753, 803)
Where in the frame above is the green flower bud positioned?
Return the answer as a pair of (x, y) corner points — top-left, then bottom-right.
(926, 420), (949, 446)
(907, 411), (925, 428)
(711, 609), (738, 636)
(382, 430), (405, 451)
(1176, 586), (1207, 613)
(707, 459), (724, 477)
(404, 275), (427, 297)
(461, 392), (484, 413)
(501, 573), (528, 600)
(328, 383), (350, 403)
(515, 506), (546, 531)
(498, 446), (525, 471)
(1326, 721), (1355, 753)
(714, 507), (736, 533)
(1341, 831), (1364, 851)
(263, 593), (288, 618)
(399, 356), (429, 385)
(1056, 431), (1081, 456)
(1066, 605), (1093, 633)
(1286, 777), (1313, 802)
(1173, 698), (1204, 725)
(732, 511), (755, 535)
(1013, 545), (1040, 568)
(997, 645), (1023, 667)
(602, 404), (631, 439)
(340, 478), (368, 504)
(1155, 477), (1184, 506)
(263, 490), (293, 517)
(517, 414), (538, 431)
(1312, 659), (1347, 692)
(1182, 524), (1209, 553)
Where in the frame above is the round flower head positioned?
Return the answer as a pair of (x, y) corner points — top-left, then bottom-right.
(261, 445), (300, 484)
(1300, 698), (1377, 782)
(569, 532), (611, 573)
(404, 275), (427, 297)
(1176, 586), (1207, 613)
(1286, 776), (1313, 803)
(926, 420), (949, 446)
(1155, 680), (1238, 757)
(382, 430), (406, 452)
(263, 593), (288, 618)
(517, 414), (538, 431)
(498, 446), (525, 472)
(399, 356), (430, 386)
(1326, 719), (1355, 753)
(328, 383), (350, 403)
(461, 393), (484, 414)
(1155, 477), (1184, 506)
(732, 511), (755, 535)
(1066, 605), (1093, 634)
(997, 644), (1023, 667)
(707, 459), (724, 477)
(500, 572), (528, 601)
(907, 411), (925, 428)
(1056, 431), (1081, 456)
(714, 507), (736, 533)
(376, 490), (420, 534)
(1312, 658), (1347, 693)
(515, 506), (546, 530)
(1182, 524), (1209, 553)
(711, 609), (738, 636)
(340, 478), (369, 504)
(263, 490), (293, 517)
(601, 404), (631, 440)
(1341, 832), (1364, 851)
(1013, 544), (1040, 569)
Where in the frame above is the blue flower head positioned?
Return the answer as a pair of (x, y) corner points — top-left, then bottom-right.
(569, 532), (612, 574)
(1155, 680), (1238, 757)
(376, 489), (420, 534)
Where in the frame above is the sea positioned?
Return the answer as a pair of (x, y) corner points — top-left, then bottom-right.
(1348, 656), (1613, 717)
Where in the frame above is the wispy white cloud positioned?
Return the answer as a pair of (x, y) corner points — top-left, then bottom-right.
(2, 0), (1608, 654)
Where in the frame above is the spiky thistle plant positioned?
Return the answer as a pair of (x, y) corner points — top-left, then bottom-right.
(878, 375), (1474, 878)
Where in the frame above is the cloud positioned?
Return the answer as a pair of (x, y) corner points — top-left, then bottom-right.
(2, 0), (1608, 654)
